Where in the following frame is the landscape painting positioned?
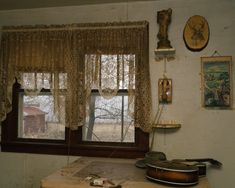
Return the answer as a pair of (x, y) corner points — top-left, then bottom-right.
(201, 56), (232, 109)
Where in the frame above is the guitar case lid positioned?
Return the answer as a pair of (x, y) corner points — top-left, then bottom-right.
(135, 151), (166, 168)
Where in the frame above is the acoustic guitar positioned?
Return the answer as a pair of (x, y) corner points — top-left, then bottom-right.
(146, 158), (222, 186)
(146, 160), (199, 186)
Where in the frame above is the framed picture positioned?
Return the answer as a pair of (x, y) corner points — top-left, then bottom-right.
(158, 78), (172, 103)
(201, 56), (232, 109)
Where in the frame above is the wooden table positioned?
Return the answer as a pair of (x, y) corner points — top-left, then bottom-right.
(41, 157), (210, 188)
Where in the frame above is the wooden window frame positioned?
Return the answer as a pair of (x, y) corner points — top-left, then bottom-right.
(1, 82), (149, 158)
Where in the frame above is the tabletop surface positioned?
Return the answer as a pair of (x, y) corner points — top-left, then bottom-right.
(41, 157), (210, 188)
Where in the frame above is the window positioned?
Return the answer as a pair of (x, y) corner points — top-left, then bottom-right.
(1, 80), (149, 157)
(1, 21), (150, 158)
(17, 72), (66, 140)
(1, 54), (149, 158)
(83, 54), (135, 143)
(83, 92), (135, 143)
(18, 92), (65, 140)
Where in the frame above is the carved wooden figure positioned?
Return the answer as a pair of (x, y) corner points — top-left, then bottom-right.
(157, 8), (173, 49)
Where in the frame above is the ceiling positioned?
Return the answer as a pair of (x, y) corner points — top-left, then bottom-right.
(0, 0), (154, 11)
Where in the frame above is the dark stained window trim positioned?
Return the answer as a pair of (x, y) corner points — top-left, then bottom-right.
(1, 81), (149, 158)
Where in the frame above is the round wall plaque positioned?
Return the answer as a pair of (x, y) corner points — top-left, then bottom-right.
(183, 15), (210, 51)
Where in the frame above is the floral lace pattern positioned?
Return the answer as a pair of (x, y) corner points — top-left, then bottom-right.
(0, 21), (152, 132)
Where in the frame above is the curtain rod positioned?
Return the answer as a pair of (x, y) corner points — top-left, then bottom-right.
(1, 24), (147, 32)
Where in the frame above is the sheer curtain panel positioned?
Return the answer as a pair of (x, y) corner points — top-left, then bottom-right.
(0, 21), (152, 132)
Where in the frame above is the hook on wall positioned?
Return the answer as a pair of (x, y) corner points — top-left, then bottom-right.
(211, 50), (222, 57)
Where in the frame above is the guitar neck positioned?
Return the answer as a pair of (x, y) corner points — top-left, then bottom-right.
(185, 158), (222, 167)
(185, 158), (212, 162)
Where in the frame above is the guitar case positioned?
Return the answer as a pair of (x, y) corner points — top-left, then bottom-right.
(135, 151), (167, 168)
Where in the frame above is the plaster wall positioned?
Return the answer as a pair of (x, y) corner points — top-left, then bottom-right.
(0, 0), (235, 187)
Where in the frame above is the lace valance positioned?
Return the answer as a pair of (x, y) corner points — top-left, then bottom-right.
(0, 21), (152, 132)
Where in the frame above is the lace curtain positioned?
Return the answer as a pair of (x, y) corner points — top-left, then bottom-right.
(0, 21), (152, 132)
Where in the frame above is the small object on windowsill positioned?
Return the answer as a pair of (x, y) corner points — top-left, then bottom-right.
(155, 48), (175, 61)
(153, 120), (181, 129)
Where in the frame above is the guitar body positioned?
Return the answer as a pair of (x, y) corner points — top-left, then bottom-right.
(172, 160), (207, 177)
(146, 160), (199, 186)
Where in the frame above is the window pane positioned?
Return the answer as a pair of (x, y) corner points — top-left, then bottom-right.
(21, 72), (67, 90)
(83, 95), (134, 143)
(85, 54), (135, 90)
(18, 93), (65, 140)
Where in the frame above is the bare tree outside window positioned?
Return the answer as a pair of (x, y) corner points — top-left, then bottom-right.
(84, 94), (134, 142)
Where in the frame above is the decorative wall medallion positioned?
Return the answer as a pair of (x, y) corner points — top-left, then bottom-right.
(183, 15), (210, 51)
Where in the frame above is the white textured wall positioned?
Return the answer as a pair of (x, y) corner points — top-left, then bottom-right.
(0, 152), (77, 188)
(0, 0), (235, 187)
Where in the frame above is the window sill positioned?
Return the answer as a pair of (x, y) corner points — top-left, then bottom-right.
(1, 140), (148, 158)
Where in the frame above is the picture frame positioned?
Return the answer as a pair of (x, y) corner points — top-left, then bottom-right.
(201, 56), (232, 109)
(158, 78), (172, 103)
